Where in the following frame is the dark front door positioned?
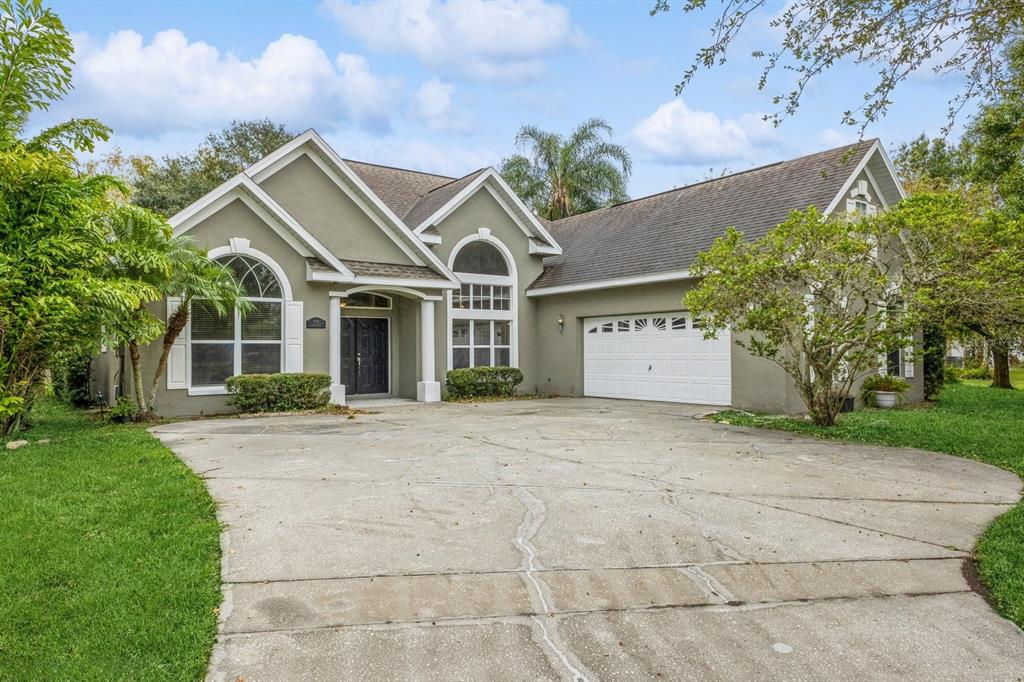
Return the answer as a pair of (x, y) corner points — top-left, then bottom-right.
(341, 318), (389, 395)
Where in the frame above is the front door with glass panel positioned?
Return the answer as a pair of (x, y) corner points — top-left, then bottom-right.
(341, 318), (389, 395)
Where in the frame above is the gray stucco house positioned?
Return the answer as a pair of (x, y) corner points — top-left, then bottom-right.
(95, 130), (920, 416)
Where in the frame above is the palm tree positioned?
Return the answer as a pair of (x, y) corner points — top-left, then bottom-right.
(146, 244), (248, 414)
(102, 204), (246, 418)
(499, 118), (632, 220)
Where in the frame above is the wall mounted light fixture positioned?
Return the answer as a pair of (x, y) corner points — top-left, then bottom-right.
(557, 314), (565, 330)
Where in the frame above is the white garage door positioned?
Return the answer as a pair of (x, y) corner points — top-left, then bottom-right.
(584, 313), (731, 405)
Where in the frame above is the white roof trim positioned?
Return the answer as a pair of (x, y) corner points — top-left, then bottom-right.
(247, 129), (459, 283)
(170, 174), (354, 280)
(527, 269), (695, 297)
(822, 140), (906, 216)
(411, 168), (562, 255)
(330, 286), (444, 302)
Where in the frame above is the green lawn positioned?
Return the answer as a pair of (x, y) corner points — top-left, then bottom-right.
(711, 381), (1024, 628)
(963, 366), (1024, 389)
(0, 400), (221, 680)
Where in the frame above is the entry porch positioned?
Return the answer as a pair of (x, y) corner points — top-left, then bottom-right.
(327, 286), (442, 405)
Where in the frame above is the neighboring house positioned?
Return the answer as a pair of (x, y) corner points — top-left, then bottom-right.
(95, 131), (921, 416)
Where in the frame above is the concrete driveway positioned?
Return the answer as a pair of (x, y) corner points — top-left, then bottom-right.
(153, 398), (1024, 681)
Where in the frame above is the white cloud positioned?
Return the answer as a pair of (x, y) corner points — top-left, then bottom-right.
(326, 132), (500, 178)
(629, 99), (782, 164)
(64, 29), (401, 135)
(320, 0), (580, 82)
(818, 128), (854, 148)
(412, 79), (472, 133)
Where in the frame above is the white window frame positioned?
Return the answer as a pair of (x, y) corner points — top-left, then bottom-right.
(189, 294), (284, 390)
(183, 241), (297, 396)
(451, 319), (512, 369)
(446, 229), (517, 370)
(343, 292), (393, 310)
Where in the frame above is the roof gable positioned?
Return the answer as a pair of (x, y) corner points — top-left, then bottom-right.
(245, 129), (458, 282)
(170, 174), (354, 280)
(259, 153), (420, 267)
(529, 140), (902, 293)
(406, 168), (562, 255)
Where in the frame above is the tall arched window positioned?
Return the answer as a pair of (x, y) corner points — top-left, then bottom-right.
(449, 237), (515, 369)
(190, 254), (283, 386)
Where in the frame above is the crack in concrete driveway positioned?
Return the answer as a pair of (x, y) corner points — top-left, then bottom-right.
(153, 397), (1024, 681)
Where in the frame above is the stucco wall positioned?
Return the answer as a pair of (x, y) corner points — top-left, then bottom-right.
(430, 187), (547, 393)
(258, 153), (414, 266)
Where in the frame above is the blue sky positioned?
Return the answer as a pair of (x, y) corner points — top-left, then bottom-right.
(39, 0), (972, 197)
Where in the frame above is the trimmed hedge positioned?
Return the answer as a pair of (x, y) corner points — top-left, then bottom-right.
(445, 366), (524, 399)
(226, 373), (332, 413)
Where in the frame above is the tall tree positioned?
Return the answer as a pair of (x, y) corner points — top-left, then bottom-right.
(891, 134), (964, 186)
(885, 190), (1024, 390)
(0, 0), (152, 432)
(654, 0), (1024, 134)
(685, 207), (916, 426)
(499, 118), (631, 220)
(133, 119), (294, 217)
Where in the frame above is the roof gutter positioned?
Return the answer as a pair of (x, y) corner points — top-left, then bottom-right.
(526, 269), (696, 297)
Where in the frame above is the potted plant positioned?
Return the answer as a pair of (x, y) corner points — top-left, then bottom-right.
(860, 374), (910, 409)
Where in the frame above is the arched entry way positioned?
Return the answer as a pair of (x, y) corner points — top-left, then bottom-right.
(327, 286), (443, 404)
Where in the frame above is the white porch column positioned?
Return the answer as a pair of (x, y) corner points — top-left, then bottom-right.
(328, 295), (345, 405)
(417, 299), (441, 402)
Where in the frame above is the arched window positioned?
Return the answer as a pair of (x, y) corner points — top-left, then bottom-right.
(190, 254), (283, 386)
(449, 236), (515, 370)
(452, 241), (509, 276)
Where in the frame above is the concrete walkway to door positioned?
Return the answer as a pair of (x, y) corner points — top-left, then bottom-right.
(152, 398), (1024, 681)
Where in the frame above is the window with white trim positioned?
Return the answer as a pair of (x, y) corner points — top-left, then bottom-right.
(190, 255), (283, 386)
(449, 238), (515, 369)
(846, 179), (877, 217)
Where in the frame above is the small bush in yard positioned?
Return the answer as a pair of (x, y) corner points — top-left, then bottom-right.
(445, 367), (524, 399)
(961, 365), (993, 380)
(226, 373), (331, 412)
(104, 396), (138, 423)
(944, 365), (963, 384)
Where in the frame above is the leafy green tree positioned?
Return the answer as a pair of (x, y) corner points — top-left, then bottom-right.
(0, 0), (153, 433)
(685, 208), (916, 426)
(499, 118), (631, 220)
(654, 0), (1022, 133)
(892, 135), (964, 187)
(0, 0), (71, 141)
(885, 190), (1024, 389)
(100, 205), (246, 418)
(133, 119), (294, 217)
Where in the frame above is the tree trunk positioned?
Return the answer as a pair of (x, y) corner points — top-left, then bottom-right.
(991, 344), (1014, 389)
(128, 340), (147, 418)
(148, 306), (189, 412)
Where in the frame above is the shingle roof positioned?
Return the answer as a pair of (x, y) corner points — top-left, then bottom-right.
(342, 259), (447, 281)
(530, 141), (875, 290)
(344, 160), (455, 218)
(401, 168), (489, 229)
(306, 257), (446, 281)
